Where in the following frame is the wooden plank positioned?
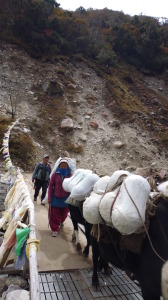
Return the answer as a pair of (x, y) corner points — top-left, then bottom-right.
(66, 291), (77, 300)
(73, 280), (84, 291)
(0, 268), (22, 275)
(108, 285), (121, 296)
(57, 292), (64, 300)
(119, 275), (132, 284)
(45, 294), (53, 300)
(134, 293), (143, 300)
(125, 283), (140, 294)
(53, 281), (61, 292)
(43, 282), (50, 293)
(116, 295), (128, 300)
(55, 273), (65, 281)
(39, 282), (44, 293)
(40, 293), (46, 300)
(82, 288), (95, 300)
(48, 282), (55, 292)
(117, 284), (133, 295)
(78, 290), (90, 300)
(46, 273), (53, 283)
(50, 293), (58, 300)
(68, 280), (77, 291)
(61, 291), (70, 300)
(130, 282), (142, 293)
(40, 274), (47, 283)
(124, 294), (140, 300)
(112, 276), (126, 285)
(103, 286), (114, 296)
(51, 273), (57, 282)
(70, 272), (81, 280)
(57, 280), (66, 292)
(100, 286), (112, 296)
(63, 280), (73, 292)
(83, 276), (91, 287)
(64, 272), (71, 281)
(71, 290), (83, 300)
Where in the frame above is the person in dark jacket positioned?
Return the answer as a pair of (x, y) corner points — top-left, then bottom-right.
(48, 158), (71, 237)
(32, 154), (51, 204)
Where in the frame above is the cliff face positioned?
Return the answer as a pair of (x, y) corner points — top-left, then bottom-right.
(0, 42), (168, 176)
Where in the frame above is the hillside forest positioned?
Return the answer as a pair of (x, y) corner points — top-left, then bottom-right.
(0, 0), (168, 171)
(0, 0), (168, 73)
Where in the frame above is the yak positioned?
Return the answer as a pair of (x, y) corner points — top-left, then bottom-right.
(68, 203), (111, 274)
(68, 203), (92, 257)
(91, 195), (168, 300)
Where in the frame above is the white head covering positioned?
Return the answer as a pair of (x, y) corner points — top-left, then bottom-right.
(59, 159), (69, 167)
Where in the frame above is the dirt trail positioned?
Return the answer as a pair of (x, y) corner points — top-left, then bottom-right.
(23, 173), (92, 272)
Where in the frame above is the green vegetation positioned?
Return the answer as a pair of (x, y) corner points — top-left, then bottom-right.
(0, 1), (168, 73)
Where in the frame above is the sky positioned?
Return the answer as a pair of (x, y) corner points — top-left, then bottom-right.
(58, 0), (168, 19)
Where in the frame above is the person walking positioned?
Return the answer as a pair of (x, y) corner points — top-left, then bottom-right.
(32, 154), (52, 204)
(48, 158), (72, 237)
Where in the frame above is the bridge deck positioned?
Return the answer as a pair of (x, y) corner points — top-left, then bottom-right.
(39, 267), (143, 300)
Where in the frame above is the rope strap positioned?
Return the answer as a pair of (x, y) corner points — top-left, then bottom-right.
(123, 181), (165, 263)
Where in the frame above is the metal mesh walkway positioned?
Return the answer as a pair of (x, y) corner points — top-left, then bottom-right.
(39, 267), (143, 300)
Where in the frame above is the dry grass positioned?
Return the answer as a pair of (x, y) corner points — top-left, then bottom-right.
(160, 131), (168, 146)
(0, 116), (12, 148)
(38, 96), (67, 122)
(9, 132), (36, 170)
(64, 142), (84, 154)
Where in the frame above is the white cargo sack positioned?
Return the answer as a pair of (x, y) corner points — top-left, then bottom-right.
(62, 169), (83, 193)
(112, 175), (150, 235)
(63, 169), (92, 193)
(93, 176), (110, 195)
(99, 188), (120, 224)
(107, 170), (130, 192)
(157, 181), (168, 197)
(70, 173), (100, 201)
(83, 192), (103, 224)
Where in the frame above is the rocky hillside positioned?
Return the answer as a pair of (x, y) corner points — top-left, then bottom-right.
(0, 42), (168, 177)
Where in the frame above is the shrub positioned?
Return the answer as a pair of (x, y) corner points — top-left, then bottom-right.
(64, 143), (84, 154)
(9, 132), (36, 170)
(0, 116), (12, 151)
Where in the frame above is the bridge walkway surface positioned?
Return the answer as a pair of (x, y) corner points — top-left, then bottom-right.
(39, 267), (142, 300)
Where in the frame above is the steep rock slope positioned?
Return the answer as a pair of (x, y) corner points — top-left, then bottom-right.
(0, 42), (168, 176)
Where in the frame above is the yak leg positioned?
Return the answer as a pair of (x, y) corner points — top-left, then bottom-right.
(69, 208), (82, 251)
(72, 229), (82, 251)
(72, 230), (76, 242)
(83, 223), (92, 257)
(98, 257), (111, 275)
(74, 230), (82, 251)
(91, 236), (100, 290)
